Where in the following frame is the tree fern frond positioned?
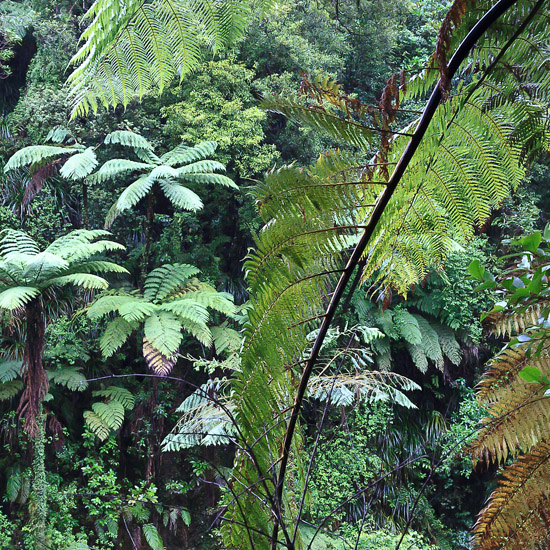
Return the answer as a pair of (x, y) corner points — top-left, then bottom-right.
(91, 159), (153, 184)
(48, 367), (88, 391)
(105, 175), (154, 228)
(0, 286), (40, 311)
(44, 273), (109, 290)
(143, 311), (183, 358)
(83, 410), (110, 440)
(104, 130), (154, 150)
(100, 317), (136, 356)
(0, 380), (23, 401)
(59, 147), (98, 180)
(92, 401), (125, 431)
(472, 440), (550, 550)
(143, 263), (200, 302)
(143, 337), (177, 375)
(67, 1), (265, 117)
(160, 141), (217, 166)
(0, 360), (22, 383)
(93, 386), (135, 410)
(86, 294), (136, 319)
(0, 229), (40, 256)
(4, 145), (82, 171)
(158, 181), (203, 211)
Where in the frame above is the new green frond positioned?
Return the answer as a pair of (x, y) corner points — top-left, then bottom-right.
(4, 145), (81, 172)
(59, 147), (98, 180)
(0, 286), (40, 311)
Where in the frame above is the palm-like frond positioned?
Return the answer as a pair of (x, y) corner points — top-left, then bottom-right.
(88, 264), (234, 375)
(98, 131), (235, 228)
(66, 0), (276, 117)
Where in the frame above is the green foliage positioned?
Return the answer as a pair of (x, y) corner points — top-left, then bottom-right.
(93, 131), (236, 228)
(162, 59), (279, 179)
(88, 264), (234, 375)
(66, 0), (277, 117)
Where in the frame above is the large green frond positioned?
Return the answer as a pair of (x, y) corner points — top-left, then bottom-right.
(0, 286), (39, 311)
(91, 158), (153, 184)
(158, 181), (203, 211)
(4, 145), (81, 171)
(105, 175), (154, 228)
(59, 147), (98, 180)
(143, 311), (183, 358)
(66, 1), (271, 117)
(160, 141), (217, 166)
(100, 317), (136, 356)
(143, 263), (200, 302)
(43, 273), (109, 290)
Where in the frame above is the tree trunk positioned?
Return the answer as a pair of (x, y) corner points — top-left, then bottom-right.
(30, 407), (47, 550)
(19, 297), (47, 436)
(140, 189), (155, 290)
(82, 181), (89, 229)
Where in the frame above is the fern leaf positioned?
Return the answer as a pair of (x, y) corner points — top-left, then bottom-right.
(59, 147), (98, 180)
(100, 317), (135, 356)
(0, 360), (22, 383)
(0, 380), (23, 400)
(4, 145), (81, 171)
(143, 263), (200, 302)
(158, 181), (203, 211)
(48, 367), (88, 391)
(83, 410), (110, 440)
(91, 158), (152, 184)
(143, 311), (183, 358)
(92, 401), (125, 431)
(43, 273), (109, 290)
(143, 338), (177, 376)
(160, 141), (217, 166)
(93, 386), (135, 410)
(104, 130), (154, 150)
(0, 286), (40, 311)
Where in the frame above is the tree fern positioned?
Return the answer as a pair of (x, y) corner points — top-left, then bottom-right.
(223, 1), (550, 547)
(66, 0), (277, 117)
(94, 130), (235, 229)
(0, 229), (127, 434)
(88, 264), (235, 375)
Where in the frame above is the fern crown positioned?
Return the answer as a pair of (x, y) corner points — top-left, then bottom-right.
(0, 229), (127, 311)
(95, 130), (237, 228)
(87, 263), (235, 376)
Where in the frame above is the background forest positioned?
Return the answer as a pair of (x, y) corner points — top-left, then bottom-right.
(0, 0), (549, 549)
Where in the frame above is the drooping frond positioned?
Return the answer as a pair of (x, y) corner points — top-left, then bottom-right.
(59, 147), (98, 180)
(472, 440), (550, 550)
(307, 372), (420, 409)
(3, 145), (83, 171)
(66, 1), (276, 117)
(100, 317), (136, 357)
(0, 360), (22, 383)
(163, 378), (235, 451)
(48, 367), (88, 391)
(0, 286), (40, 311)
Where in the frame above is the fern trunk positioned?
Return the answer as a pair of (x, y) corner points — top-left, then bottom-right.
(141, 189), (155, 290)
(30, 406), (47, 550)
(20, 297), (48, 436)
